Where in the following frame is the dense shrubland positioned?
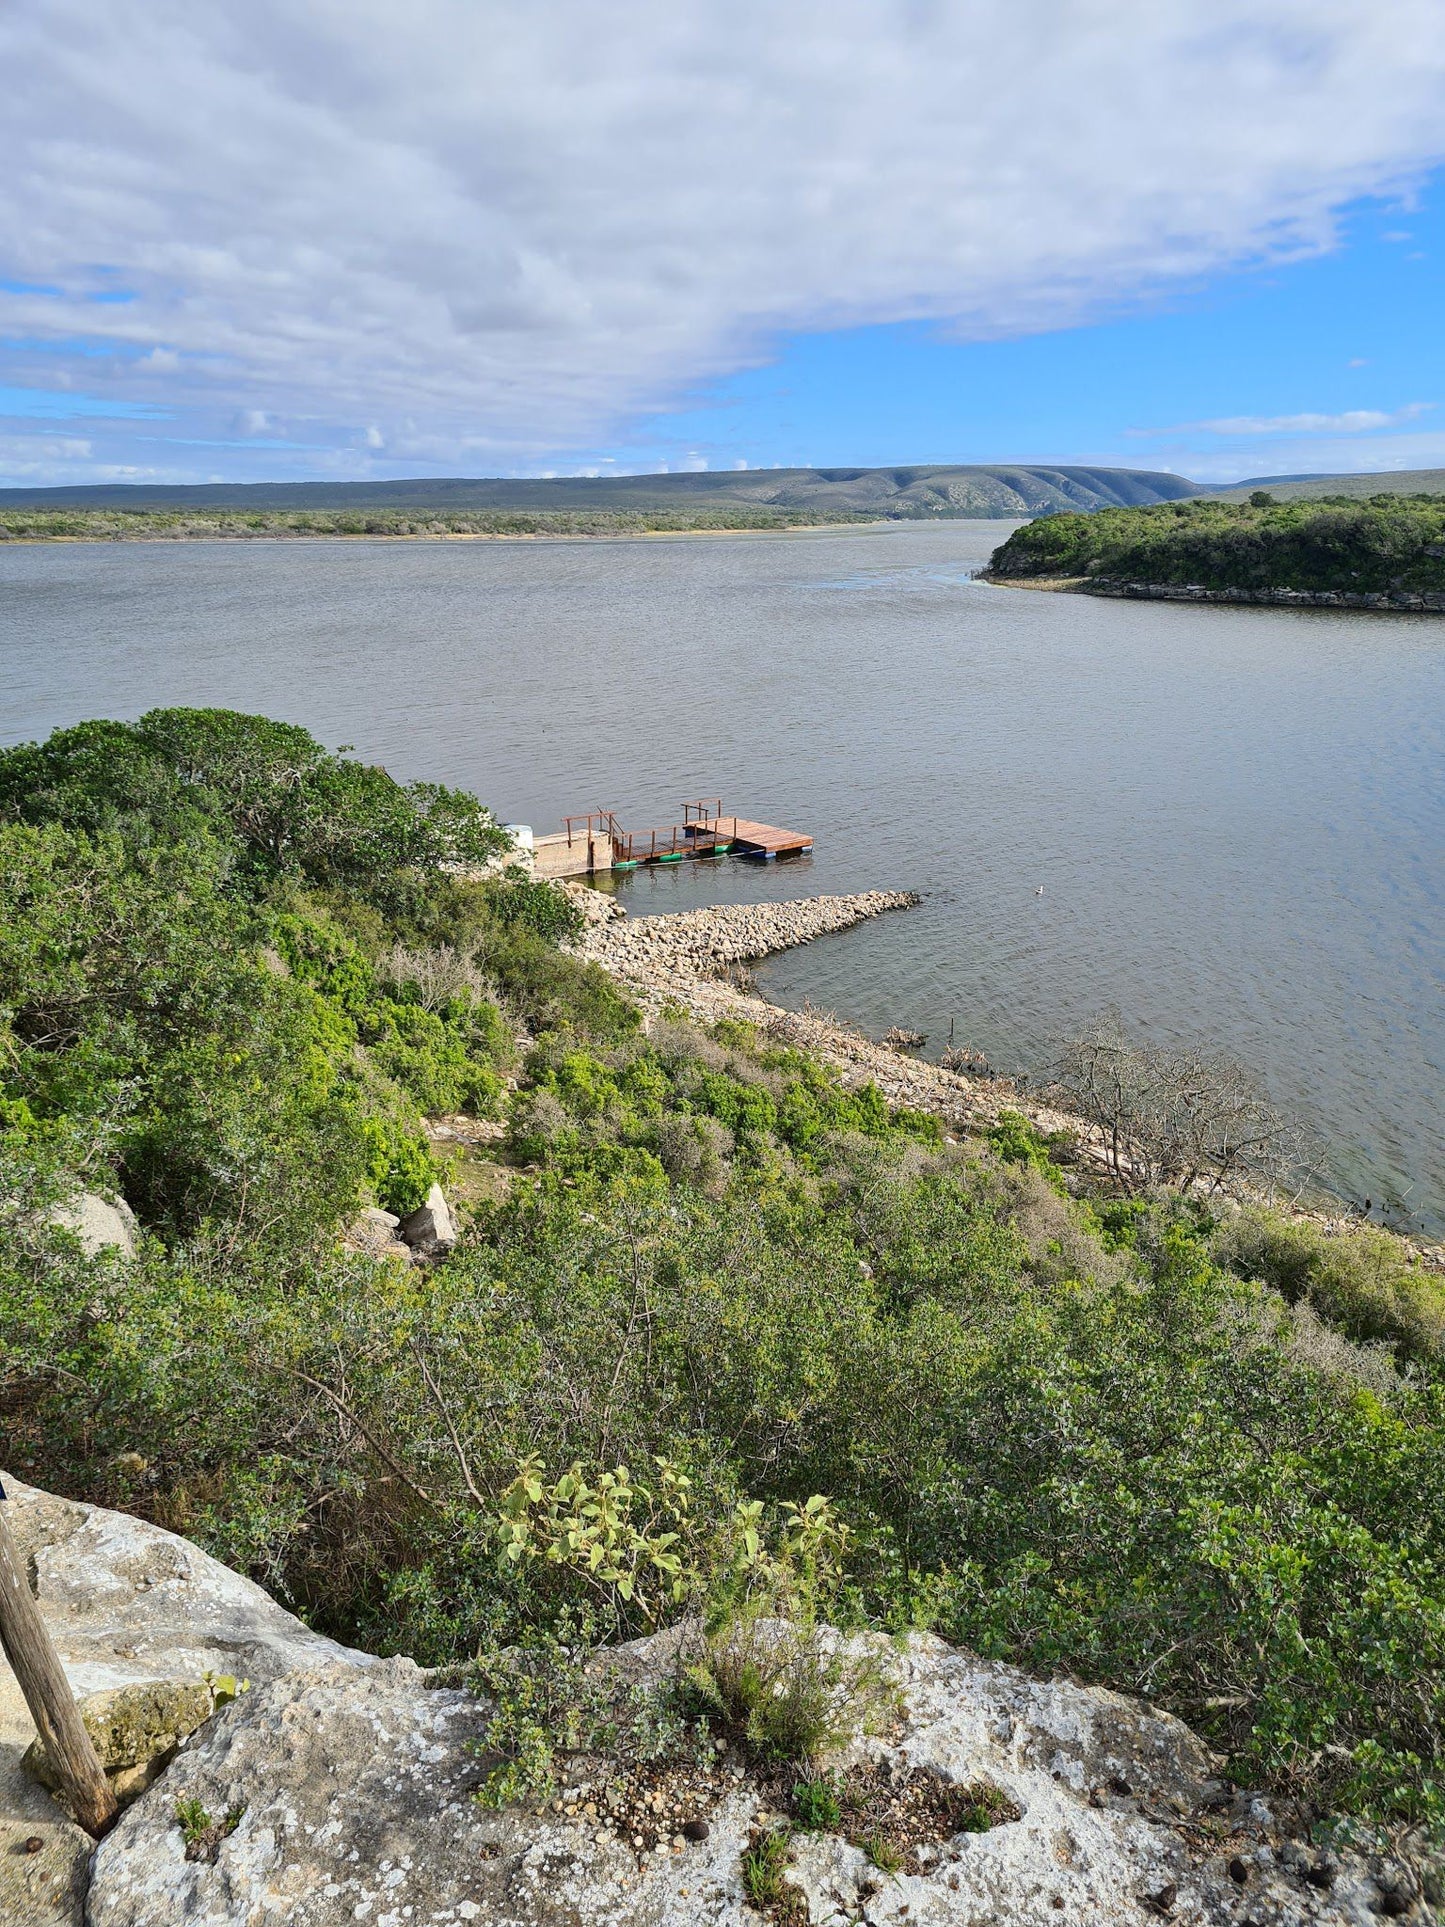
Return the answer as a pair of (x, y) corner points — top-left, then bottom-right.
(4, 711), (1445, 1837)
(987, 492), (1445, 595)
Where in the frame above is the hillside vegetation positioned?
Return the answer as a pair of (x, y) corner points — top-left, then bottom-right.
(1208, 467), (1445, 504)
(4, 711), (1445, 1837)
(986, 492), (1445, 596)
(0, 462), (1195, 525)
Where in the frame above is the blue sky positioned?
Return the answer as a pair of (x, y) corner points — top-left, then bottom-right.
(3, 2), (1445, 489)
(634, 184), (1445, 483)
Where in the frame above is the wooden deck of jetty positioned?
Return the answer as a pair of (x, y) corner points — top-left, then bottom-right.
(686, 810), (814, 861)
(530, 797), (813, 877)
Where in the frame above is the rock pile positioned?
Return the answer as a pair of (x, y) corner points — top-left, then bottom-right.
(1085, 580), (1445, 612)
(556, 877), (627, 927)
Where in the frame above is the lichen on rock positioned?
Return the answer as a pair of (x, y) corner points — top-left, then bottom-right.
(24, 1678), (218, 1810)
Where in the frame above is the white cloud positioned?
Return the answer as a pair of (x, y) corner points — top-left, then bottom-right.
(2, 1), (1445, 468)
(1175, 429), (1445, 482)
(1173, 403), (1433, 436)
(0, 434), (94, 464)
(0, 433), (194, 484)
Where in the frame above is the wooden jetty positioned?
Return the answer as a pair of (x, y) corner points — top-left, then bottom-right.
(683, 799), (814, 861)
(531, 797), (812, 876)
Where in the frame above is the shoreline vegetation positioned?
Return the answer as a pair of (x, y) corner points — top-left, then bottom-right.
(566, 880), (1441, 1265)
(982, 491), (1445, 609)
(0, 505), (886, 542)
(6, 709), (1445, 1842)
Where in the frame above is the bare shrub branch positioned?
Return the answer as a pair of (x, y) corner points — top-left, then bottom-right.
(374, 942), (495, 1013)
(1054, 1010), (1316, 1199)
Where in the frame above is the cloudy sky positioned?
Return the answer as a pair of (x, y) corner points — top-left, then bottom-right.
(3, 0), (1445, 488)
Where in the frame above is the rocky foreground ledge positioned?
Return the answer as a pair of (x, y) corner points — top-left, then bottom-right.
(2, 1477), (1429, 1926)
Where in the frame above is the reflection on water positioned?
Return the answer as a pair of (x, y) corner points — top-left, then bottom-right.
(2, 522), (1442, 1233)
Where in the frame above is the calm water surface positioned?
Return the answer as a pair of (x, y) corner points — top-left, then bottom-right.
(2, 523), (1441, 1232)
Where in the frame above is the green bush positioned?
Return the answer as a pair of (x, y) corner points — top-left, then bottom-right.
(1214, 1206), (1445, 1361)
(985, 1109), (1070, 1193)
(792, 1773), (843, 1831)
(0, 707), (507, 912)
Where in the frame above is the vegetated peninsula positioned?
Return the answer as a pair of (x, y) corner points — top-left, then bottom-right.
(984, 491), (1445, 610)
(0, 462), (1194, 540)
(5, 706), (1445, 1897)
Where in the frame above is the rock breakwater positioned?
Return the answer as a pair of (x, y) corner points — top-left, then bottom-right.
(581, 889), (918, 977)
(572, 887), (1066, 1135)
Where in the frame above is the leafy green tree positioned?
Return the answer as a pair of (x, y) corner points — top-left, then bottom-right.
(0, 707), (508, 911)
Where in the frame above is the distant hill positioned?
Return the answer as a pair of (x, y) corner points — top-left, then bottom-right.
(0, 463), (1196, 518)
(1203, 468), (1445, 503)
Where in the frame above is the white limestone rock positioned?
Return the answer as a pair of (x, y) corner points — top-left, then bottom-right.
(0, 1477), (371, 1926)
(343, 1205), (414, 1265)
(47, 1193), (138, 1260)
(86, 1628), (1418, 1926)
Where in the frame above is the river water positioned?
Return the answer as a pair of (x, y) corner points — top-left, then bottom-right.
(2, 522), (1441, 1233)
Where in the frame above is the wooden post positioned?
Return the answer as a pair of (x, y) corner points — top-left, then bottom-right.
(0, 1487), (117, 1838)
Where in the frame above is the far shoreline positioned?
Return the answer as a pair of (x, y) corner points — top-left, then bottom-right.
(977, 571), (1445, 614)
(0, 518), (896, 548)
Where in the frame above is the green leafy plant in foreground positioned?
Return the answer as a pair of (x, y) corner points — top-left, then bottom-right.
(474, 1468), (886, 1804)
(793, 1772), (844, 1831)
(174, 1797), (246, 1861)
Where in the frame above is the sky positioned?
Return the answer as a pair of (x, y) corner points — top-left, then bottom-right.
(2, 1), (1445, 490)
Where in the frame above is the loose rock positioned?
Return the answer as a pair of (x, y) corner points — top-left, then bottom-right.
(398, 1181), (457, 1255)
